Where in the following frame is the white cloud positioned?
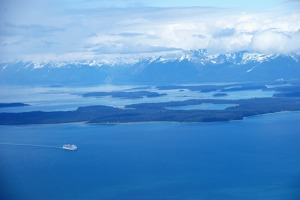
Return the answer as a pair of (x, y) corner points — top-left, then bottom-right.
(1, 2), (300, 61)
(250, 30), (300, 54)
(282, 0), (300, 4)
(208, 33), (253, 53)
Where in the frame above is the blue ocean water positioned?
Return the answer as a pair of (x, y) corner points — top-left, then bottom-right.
(0, 112), (300, 200)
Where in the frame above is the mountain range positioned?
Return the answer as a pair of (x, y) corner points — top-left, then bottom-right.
(1, 50), (300, 85)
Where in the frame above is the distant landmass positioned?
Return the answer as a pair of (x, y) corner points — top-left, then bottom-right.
(213, 93), (228, 97)
(0, 50), (299, 85)
(0, 51), (299, 125)
(82, 91), (167, 99)
(0, 103), (29, 108)
(0, 97), (300, 125)
(1, 82), (300, 125)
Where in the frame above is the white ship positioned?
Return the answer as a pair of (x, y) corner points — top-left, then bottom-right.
(62, 144), (77, 151)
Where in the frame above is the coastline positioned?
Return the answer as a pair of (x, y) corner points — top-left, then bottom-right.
(1, 111), (300, 127)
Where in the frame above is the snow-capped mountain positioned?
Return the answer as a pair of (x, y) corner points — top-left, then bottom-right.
(0, 50), (299, 85)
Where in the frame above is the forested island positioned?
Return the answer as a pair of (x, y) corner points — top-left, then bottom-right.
(0, 103), (29, 108)
(0, 97), (300, 125)
(82, 91), (167, 99)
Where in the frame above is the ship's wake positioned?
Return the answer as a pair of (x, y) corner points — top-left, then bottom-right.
(0, 143), (61, 149)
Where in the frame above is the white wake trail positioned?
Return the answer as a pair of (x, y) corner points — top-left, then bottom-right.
(0, 143), (61, 149)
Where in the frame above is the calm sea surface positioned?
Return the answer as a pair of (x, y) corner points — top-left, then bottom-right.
(1, 112), (300, 200)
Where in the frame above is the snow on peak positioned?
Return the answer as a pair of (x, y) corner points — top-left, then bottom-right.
(241, 52), (275, 64)
(3, 50), (299, 69)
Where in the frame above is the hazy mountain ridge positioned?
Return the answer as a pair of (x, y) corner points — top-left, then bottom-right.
(1, 50), (299, 85)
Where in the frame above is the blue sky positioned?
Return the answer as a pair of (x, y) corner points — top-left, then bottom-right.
(42, 0), (293, 10)
(0, 0), (300, 62)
